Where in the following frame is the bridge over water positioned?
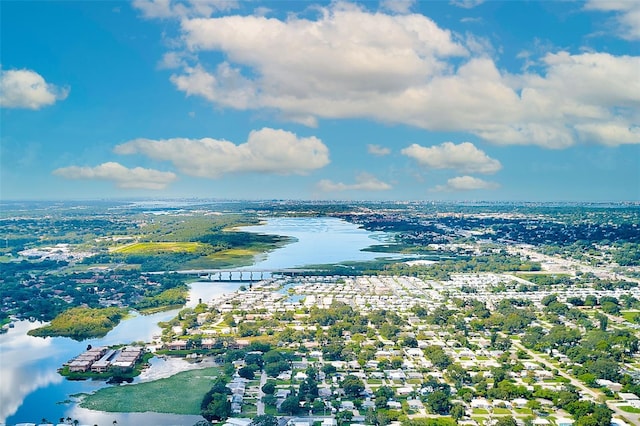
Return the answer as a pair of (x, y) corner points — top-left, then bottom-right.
(151, 268), (310, 281)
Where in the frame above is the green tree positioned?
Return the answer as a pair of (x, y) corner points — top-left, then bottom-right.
(238, 365), (257, 380)
(280, 394), (301, 415)
(450, 403), (465, 420)
(425, 390), (450, 414)
(342, 374), (365, 398)
(336, 410), (354, 426)
(262, 381), (276, 395)
(495, 418), (517, 426)
(423, 346), (452, 369)
(201, 393), (231, 422)
(251, 415), (279, 426)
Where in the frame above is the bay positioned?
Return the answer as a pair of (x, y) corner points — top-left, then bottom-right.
(2, 216), (393, 425)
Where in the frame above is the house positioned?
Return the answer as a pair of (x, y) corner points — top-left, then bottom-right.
(318, 387), (332, 398)
(470, 398), (491, 409)
(406, 399), (424, 410)
(396, 387), (414, 396)
(385, 370), (406, 380)
(361, 399), (375, 410)
(610, 419), (631, 426)
(288, 419), (312, 426)
(68, 359), (92, 372)
(167, 340), (187, 350)
(91, 349), (116, 372)
(340, 401), (355, 411)
(511, 397), (528, 408)
(321, 418), (337, 426)
(555, 418), (574, 426)
(619, 392), (640, 408)
(201, 338), (216, 349)
(386, 401), (402, 409)
(224, 418), (252, 426)
(596, 379), (622, 392)
(276, 389), (291, 399)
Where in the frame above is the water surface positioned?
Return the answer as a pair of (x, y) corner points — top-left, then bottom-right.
(2, 216), (393, 424)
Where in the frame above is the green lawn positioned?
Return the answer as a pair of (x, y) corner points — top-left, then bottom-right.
(113, 241), (205, 254)
(619, 405), (640, 413)
(80, 367), (219, 414)
(621, 311), (640, 323)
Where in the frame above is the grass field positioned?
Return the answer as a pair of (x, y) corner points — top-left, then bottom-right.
(112, 241), (206, 254)
(80, 367), (219, 414)
(620, 405), (640, 413)
(621, 311), (640, 323)
(184, 248), (259, 269)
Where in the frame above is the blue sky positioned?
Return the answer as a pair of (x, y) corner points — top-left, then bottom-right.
(1, 0), (639, 201)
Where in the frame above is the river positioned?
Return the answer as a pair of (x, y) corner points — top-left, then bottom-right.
(1, 217), (395, 425)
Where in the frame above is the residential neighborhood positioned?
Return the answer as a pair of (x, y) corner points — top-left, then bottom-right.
(154, 267), (640, 426)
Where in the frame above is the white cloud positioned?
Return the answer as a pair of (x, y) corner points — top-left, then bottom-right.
(114, 128), (330, 178)
(585, 0), (640, 40)
(170, 63), (256, 109)
(574, 122), (640, 146)
(133, 0), (239, 19)
(176, 3), (467, 114)
(52, 162), (177, 190)
(367, 144), (391, 156)
(431, 175), (499, 192)
(401, 141), (502, 174)
(450, 0), (485, 9)
(0, 69), (68, 109)
(152, 3), (639, 148)
(317, 173), (392, 192)
(380, 0), (415, 14)
(158, 51), (188, 69)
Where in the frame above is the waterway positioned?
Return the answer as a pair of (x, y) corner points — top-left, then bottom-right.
(1, 217), (395, 425)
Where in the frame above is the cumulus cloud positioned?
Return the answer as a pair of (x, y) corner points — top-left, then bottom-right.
(585, 0), (640, 40)
(316, 173), (392, 192)
(158, 51), (188, 69)
(147, 2), (638, 148)
(401, 142), (502, 174)
(53, 162), (177, 190)
(0, 69), (68, 109)
(133, 0), (239, 19)
(380, 0), (415, 14)
(367, 144), (391, 156)
(114, 128), (330, 178)
(574, 122), (640, 146)
(450, 0), (485, 9)
(431, 175), (499, 192)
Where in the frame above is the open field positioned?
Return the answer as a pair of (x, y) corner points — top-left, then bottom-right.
(182, 248), (261, 269)
(621, 310), (640, 323)
(80, 366), (220, 414)
(112, 242), (206, 254)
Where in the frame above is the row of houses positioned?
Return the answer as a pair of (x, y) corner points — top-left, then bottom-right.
(66, 346), (143, 373)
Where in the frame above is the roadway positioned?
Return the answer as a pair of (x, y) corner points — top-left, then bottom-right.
(510, 339), (638, 424)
